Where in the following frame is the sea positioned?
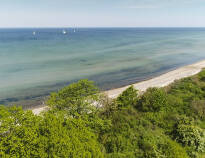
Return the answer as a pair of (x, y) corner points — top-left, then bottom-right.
(1, 27), (205, 106)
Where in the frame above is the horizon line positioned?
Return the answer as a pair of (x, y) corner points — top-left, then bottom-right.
(1, 26), (205, 29)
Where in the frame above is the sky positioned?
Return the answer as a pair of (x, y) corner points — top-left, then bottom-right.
(0, 0), (205, 27)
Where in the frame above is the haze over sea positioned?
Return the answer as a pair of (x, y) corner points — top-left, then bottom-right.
(1, 27), (205, 106)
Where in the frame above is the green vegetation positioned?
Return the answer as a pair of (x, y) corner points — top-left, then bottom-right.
(2, 71), (205, 157)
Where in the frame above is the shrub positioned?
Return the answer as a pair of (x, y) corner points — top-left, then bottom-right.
(173, 117), (205, 153)
(160, 139), (189, 158)
(138, 129), (188, 158)
(137, 88), (167, 112)
(191, 100), (205, 119)
(117, 86), (138, 108)
(198, 70), (205, 82)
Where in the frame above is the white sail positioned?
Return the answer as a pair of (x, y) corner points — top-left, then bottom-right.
(62, 30), (67, 34)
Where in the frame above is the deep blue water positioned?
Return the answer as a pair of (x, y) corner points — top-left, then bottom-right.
(1, 28), (205, 106)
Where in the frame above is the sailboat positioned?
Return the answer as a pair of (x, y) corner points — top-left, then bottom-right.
(33, 31), (36, 35)
(74, 29), (76, 33)
(62, 30), (67, 35)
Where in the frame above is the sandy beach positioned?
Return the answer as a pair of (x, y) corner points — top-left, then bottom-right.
(31, 106), (49, 115)
(32, 59), (205, 115)
(106, 59), (205, 98)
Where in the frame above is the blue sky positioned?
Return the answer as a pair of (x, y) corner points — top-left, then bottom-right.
(1, 0), (205, 27)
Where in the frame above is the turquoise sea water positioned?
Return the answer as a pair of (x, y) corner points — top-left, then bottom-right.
(1, 28), (205, 106)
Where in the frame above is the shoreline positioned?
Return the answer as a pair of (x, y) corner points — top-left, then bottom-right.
(32, 59), (205, 114)
(106, 59), (205, 98)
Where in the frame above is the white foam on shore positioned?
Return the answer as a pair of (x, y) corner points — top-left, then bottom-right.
(32, 59), (205, 114)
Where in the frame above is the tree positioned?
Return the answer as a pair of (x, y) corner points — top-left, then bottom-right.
(47, 79), (100, 116)
(0, 106), (42, 157)
(0, 106), (104, 158)
(38, 113), (104, 158)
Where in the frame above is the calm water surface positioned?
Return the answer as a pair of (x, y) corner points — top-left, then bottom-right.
(1, 28), (205, 105)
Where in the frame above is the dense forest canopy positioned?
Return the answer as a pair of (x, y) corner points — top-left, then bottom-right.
(1, 70), (205, 157)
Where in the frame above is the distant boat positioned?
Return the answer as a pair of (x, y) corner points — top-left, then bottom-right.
(33, 31), (36, 35)
(62, 30), (67, 35)
(74, 29), (76, 33)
